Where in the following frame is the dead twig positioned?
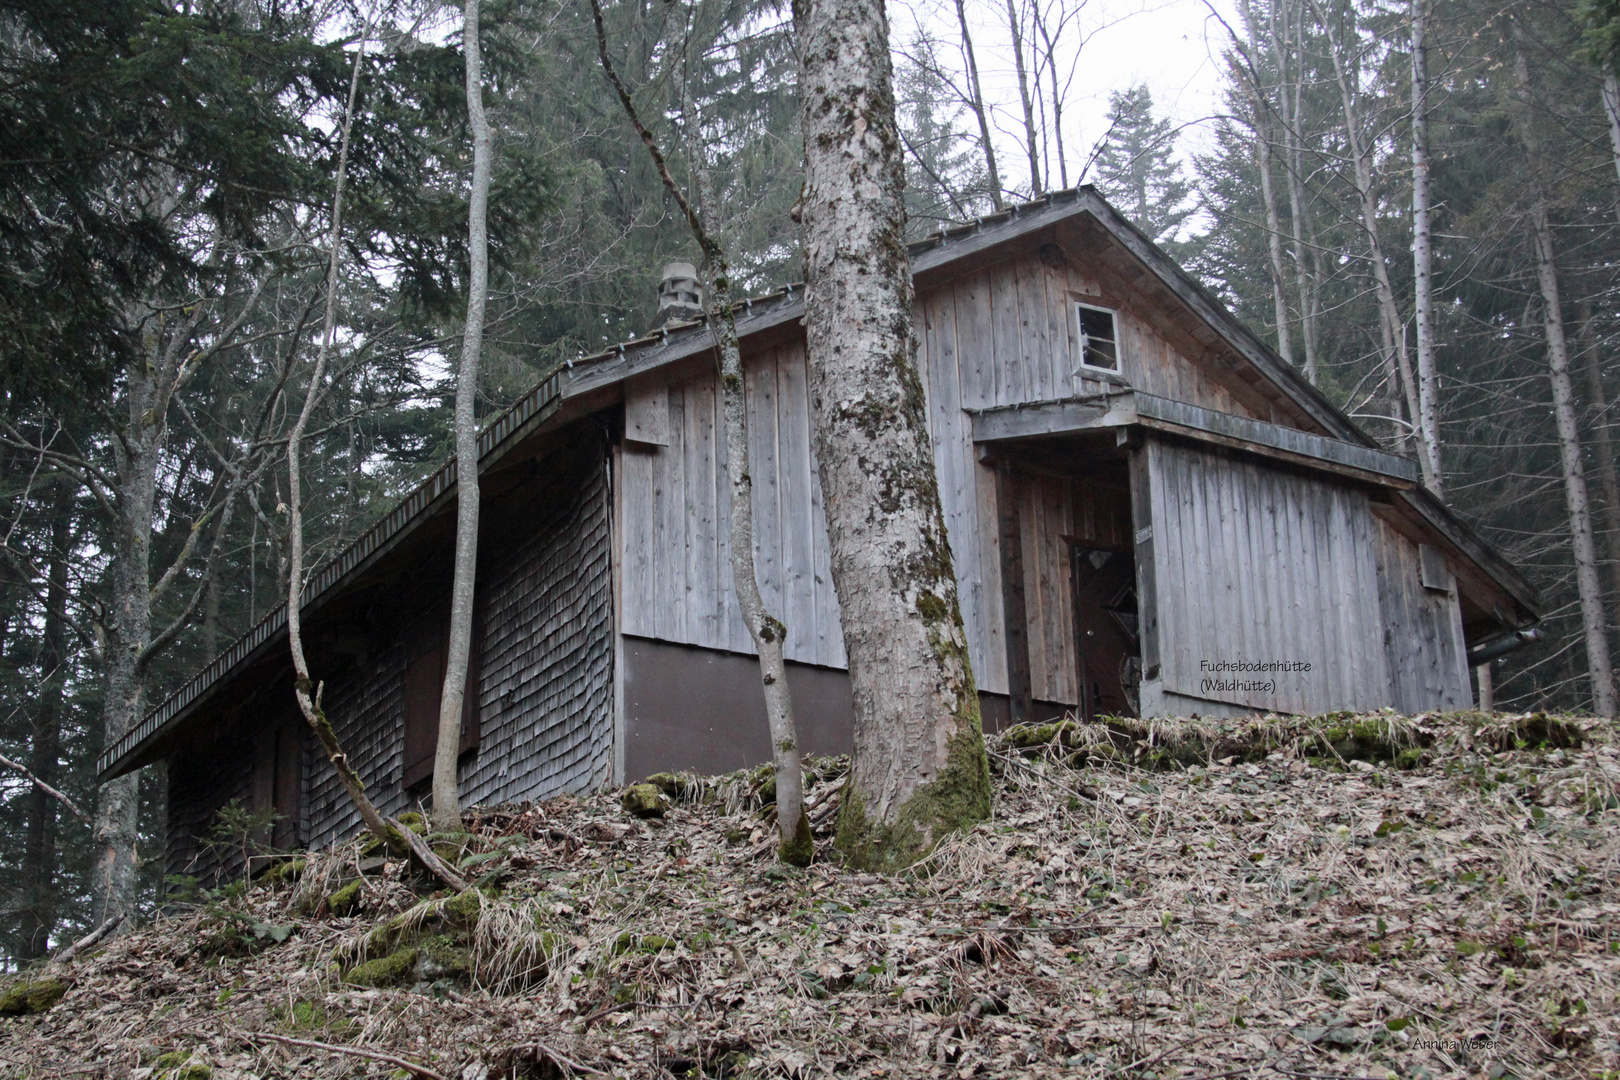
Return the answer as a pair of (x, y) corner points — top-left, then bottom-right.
(0, 752), (92, 825)
(237, 1030), (448, 1080)
(527, 1039), (608, 1077)
(53, 914), (122, 962)
(387, 817), (471, 893)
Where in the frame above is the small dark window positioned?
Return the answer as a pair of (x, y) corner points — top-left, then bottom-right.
(1077, 304), (1119, 372)
(402, 617), (480, 790)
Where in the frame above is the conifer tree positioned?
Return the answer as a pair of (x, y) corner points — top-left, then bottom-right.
(1092, 84), (1194, 249)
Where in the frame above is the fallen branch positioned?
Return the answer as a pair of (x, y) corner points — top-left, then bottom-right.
(386, 817), (471, 893)
(0, 753), (91, 824)
(238, 1030), (448, 1080)
(522, 1039), (607, 1076)
(53, 913), (122, 962)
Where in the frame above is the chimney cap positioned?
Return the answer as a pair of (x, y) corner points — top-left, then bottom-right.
(655, 262), (705, 327)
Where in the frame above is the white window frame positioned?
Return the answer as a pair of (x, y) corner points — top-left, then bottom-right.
(1074, 301), (1121, 374)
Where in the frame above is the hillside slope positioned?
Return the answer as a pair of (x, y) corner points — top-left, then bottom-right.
(2, 712), (1616, 1079)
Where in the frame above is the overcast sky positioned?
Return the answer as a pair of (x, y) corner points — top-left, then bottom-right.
(893, 0), (1242, 191)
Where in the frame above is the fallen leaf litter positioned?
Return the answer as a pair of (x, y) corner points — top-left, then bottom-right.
(2, 711), (1616, 1079)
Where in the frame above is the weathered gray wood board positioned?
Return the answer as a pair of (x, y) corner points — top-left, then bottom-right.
(1145, 438), (1391, 713)
(618, 343), (847, 669)
(1372, 516), (1473, 711)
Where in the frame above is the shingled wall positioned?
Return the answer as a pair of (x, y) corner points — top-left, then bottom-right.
(167, 428), (615, 877)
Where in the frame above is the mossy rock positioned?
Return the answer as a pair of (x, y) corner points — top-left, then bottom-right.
(259, 858), (305, 886)
(154, 1050), (211, 1080)
(0, 976), (69, 1015)
(327, 880), (364, 917)
(644, 772), (682, 796)
(442, 887), (490, 929)
(418, 935), (472, 981)
(613, 932), (677, 956)
(364, 914), (413, 956)
(1491, 713), (1583, 752)
(621, 783), (668, 819)
(345, 947), (420, 987)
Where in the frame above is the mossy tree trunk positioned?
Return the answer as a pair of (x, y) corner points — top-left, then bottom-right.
(793, 0), (990, 870)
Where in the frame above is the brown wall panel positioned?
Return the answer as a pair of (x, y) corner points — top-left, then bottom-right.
(623, 636), (1065, 780)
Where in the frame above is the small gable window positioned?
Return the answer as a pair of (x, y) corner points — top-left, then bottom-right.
(1076, 303), (1119, 372)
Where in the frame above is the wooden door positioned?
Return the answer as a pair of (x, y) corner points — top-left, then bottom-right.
(1070, 544), (1141, 720)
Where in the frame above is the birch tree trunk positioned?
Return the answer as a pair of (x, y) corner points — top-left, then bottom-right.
(430, 0), (492, 834)
(1575, 301), (1620, 609)
(1529, 213), (1616, 717)
(1410, 0), (1442, 493)
(590, 0), (807, 862)
(953, 0), (1003, 209)
(1239, 0), (1292, 367)
(794, 0), (990, 870)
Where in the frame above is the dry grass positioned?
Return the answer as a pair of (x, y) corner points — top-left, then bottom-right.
(1, 710), (1616, 1080)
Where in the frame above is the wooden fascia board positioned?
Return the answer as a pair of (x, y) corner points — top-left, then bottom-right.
(1384, 489), (1541, 626)
(970, 392), (1418, 489)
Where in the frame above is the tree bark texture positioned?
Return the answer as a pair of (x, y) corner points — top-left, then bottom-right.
(1410, 0), (1442, 493)
(431, 0), (492, 834)
(589, 0), (808, 863)
(19, 479), (74, 959)
(1275, 0), (1320, 384)
(794, 0), (991, 870)
(1573, 300), (1620, 629)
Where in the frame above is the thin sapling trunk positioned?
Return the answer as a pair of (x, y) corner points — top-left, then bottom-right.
(590, 0), (809, 863)
(430, 0), (493, 835)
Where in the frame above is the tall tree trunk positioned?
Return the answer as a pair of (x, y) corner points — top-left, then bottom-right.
(1529, 214), (1616, 717)
(1515, 39), (1615, 717)
(1240, 0), (1293, 367)
(1033, 3), (1067, 189)
(19, 479), (74, 959)
(1277, 0), (1320, 383)
(953, 0), (1003, 209)
(431, 0), (491, 835)
(90, 359), (160, 926)
(794, 0), (990, 870)
(1575, 300), (1620, 634)
(1004, 0), (1042, 195)
(1410, 0), (1442, 493)
(590, 0), (808, 863)
(284, 23), (401, 851)
(1322, 8), (1419, 453)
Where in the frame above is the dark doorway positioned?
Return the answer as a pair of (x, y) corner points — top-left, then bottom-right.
(1070, 544), (1141, 720)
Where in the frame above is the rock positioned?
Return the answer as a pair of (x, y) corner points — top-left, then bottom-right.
(344, 947), (420, 987)
(621, 783), (668, 818)
(0, 975), (69, 1015)
(643, 772), (681, 796)
(418, 934), (472, 981)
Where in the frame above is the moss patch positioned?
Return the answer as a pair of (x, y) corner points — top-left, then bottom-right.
(327, 880), (363, 917)
(621, 783), (668, 818)
(0, 976), (69, 1015)
(344, 947), (419, 987)
(154, 1050), (211, 1080)
(779, 807), (814, 867)
(836, 719), (992, 873)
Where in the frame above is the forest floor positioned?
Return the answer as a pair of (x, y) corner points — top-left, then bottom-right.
(1, 711), (1617, 1080)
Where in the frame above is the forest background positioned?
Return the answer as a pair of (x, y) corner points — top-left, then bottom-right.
(1, 0), (1616, 967)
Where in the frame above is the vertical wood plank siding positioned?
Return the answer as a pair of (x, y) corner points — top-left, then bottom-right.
(620, 344), (848, 669)
(1373, 516), (1473, 711)
(1146, 438), (1393, 713)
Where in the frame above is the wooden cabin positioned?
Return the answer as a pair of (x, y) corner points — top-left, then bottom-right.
(97, 188), (1539, 882)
